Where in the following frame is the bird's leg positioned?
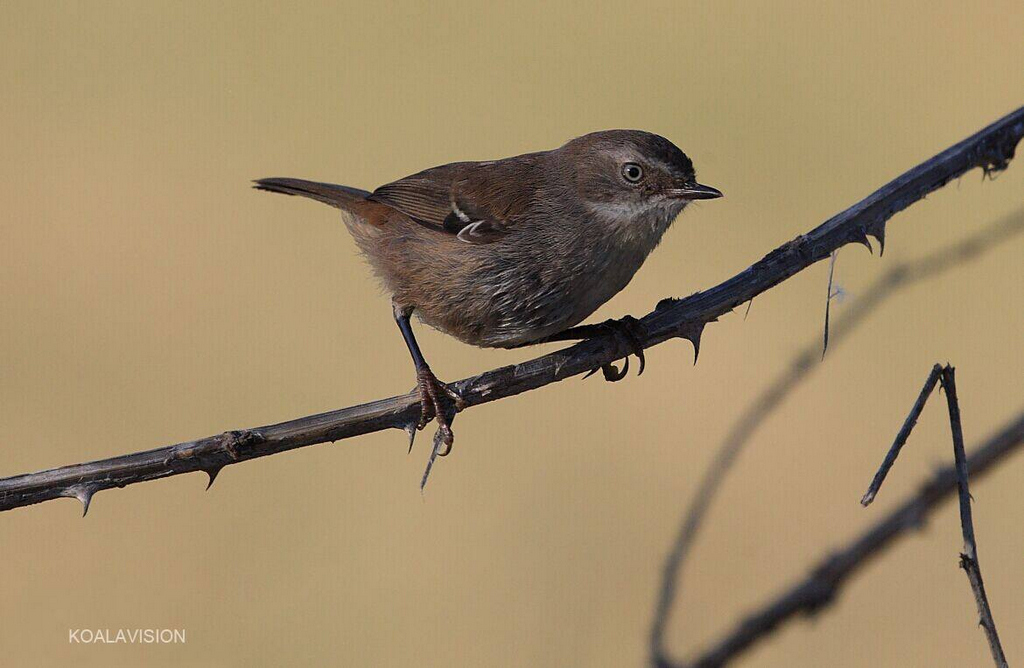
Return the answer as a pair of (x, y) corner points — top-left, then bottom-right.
(393, 302), (464, 456)
(541, 315), (648, 381)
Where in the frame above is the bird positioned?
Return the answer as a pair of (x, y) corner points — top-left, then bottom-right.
(255, 130), (721, 476)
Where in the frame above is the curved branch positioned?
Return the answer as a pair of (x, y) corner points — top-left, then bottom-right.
(1, 106), (1022, 514)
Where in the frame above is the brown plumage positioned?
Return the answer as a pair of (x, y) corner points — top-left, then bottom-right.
(255, 130), (721, 477)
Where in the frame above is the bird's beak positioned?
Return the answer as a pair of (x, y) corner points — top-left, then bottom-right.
(668, 182), (723, 200)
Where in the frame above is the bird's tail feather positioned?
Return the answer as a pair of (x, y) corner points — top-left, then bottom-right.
(253, 177), (371, 211)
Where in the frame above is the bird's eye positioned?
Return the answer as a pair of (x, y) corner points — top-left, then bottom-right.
(621, 163), (644, 183)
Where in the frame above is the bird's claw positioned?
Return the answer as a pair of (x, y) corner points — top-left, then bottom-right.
(584, 316), (648, 382)
(414, 367), (463, 456)
(602, 356), (630, 381)
(614, 315), (647, 376)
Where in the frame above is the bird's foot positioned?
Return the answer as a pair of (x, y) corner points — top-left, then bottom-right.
(584, 315), (648, 382)
(414, 366), (465, 456)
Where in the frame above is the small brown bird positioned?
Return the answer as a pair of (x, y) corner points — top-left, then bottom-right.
(255, 130), (721, 470)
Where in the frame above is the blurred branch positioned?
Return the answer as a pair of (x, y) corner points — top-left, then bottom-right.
(1, 106), (1022, 514)
(668, 408), (1024, 668)
(650, 209), (1024, 666)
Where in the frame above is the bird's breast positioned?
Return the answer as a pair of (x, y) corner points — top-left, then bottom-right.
(465, 209), (676, 347)
(356, 204), (680, 349)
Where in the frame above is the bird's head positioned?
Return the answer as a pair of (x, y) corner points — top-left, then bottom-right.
(561, 130), (721, 238)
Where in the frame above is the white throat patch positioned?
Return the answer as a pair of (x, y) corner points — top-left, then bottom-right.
(585, 197), (686, 244)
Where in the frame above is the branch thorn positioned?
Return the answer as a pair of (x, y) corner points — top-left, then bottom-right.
(405, 423), (418, 454)
(204, 466), (222, 490)
(64, 486), (95, 517)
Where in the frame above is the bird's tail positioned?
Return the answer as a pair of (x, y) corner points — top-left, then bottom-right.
(253, 177), (371, 211)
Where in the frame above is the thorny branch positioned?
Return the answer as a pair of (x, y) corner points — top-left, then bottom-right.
(0, 106), (1022, 514)
(650, 210), (1024, 667)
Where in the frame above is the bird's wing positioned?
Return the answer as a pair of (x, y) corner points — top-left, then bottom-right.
(369, 157), (540, 244)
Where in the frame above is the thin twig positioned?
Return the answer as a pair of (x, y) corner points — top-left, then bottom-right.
(676, 409), (1024, 668)
(822, 250), (838, 358)
(0, 107), (1022, 514)
(649, 210), (1024, 667)
(940, 367), (1008, 667)
(860, 364), (943, 506)
(860, 364), (1007, 664)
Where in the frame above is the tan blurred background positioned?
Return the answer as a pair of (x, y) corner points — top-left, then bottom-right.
(2, 1), (1023, 666)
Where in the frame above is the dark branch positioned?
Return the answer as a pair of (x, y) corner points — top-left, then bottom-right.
(649, 210), (1024, 667)
(860, 364), (943, 506)
(940, 367), (1008, 667)
(677, 408), (1024, 668)
(861, 364), (1007, 665)
(1, 106), (1022, 514)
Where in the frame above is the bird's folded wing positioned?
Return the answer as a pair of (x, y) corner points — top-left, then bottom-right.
(369, 160), (537, 244)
